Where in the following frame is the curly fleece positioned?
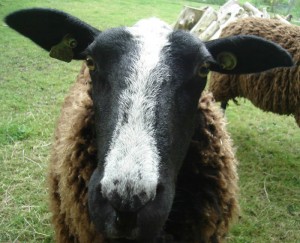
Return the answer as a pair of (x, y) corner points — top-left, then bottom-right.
(48, 63), (239, 242)
(208, 18), (300, 127)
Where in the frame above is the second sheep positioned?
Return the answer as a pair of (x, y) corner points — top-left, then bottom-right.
(208, 18), (300, 127)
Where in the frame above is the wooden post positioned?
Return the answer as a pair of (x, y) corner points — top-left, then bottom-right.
(173, 6), (205, 30)
(243, 2), (264, 17)
(190, 7), (218, 36)
(174, 0), (287, 41)
(275, 14), (292, 24)
(211, 2), (247, 40)
(262, 7), (270, 18)
(199, 21), (220, 41)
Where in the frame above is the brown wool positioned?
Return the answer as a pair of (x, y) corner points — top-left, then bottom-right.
(208, 18), (300, 127)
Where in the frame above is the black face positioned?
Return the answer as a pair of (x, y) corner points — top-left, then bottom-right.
(5, 8), (293, 242)
(87, 23), (212, 241)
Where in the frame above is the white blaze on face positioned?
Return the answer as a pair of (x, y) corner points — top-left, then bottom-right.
(101, 18), (172, 204)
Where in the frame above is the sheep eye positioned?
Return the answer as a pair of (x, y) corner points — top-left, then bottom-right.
(86, 56), (95, 71)
(198, 63), (210, 78)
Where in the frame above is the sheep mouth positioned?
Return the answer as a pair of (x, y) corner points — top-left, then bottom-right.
(105, 225), (139, 241)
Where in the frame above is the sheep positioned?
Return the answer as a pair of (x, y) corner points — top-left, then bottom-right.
(208, 17), (300, 127)
(48, 66), (239, 242)
(5, 8), (293, 243)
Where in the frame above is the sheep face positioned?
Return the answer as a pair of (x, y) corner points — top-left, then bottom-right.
(88, 20), (211, 240)
(5, 8), (293, 241)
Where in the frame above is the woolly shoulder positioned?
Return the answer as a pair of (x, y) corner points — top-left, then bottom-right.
(197, 91), (238, 180)
(50, 63), (95, 170)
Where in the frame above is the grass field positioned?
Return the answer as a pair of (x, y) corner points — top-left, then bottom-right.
(0, 0), (299, 242)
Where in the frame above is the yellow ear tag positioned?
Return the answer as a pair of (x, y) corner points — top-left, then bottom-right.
(49, 34), (78, 62)
(217, 52), (237, 70)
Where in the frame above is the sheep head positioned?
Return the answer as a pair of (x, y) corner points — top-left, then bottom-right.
(5, 8), (293, 241)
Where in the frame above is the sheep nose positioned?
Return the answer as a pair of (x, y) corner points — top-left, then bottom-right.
(100, 179), (159, 212)
(105, 190), (148, 212)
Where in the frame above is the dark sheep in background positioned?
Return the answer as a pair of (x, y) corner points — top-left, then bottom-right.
(5, 8), (293, 243)
(208, 18), (300, 127)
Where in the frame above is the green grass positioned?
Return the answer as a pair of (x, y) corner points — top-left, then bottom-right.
(0, 0), (299, 242)
(225, 101), (300, 242)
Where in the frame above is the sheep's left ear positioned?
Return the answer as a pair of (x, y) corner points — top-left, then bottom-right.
(205, 35), (294, 74)
(5, 8), (101, 62)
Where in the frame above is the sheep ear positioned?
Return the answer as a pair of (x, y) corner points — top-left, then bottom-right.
(205, 35), (293, 74)
(5, 8), (100, 62)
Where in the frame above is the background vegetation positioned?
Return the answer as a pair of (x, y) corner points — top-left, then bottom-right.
(0, 0), (299, 242)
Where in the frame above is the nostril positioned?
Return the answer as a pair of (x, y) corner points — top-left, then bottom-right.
(156, 183), (164, 194)
(107, 191), (146, 212)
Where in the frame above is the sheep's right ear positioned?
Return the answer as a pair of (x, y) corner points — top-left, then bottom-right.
(5, 8), (101, 62)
